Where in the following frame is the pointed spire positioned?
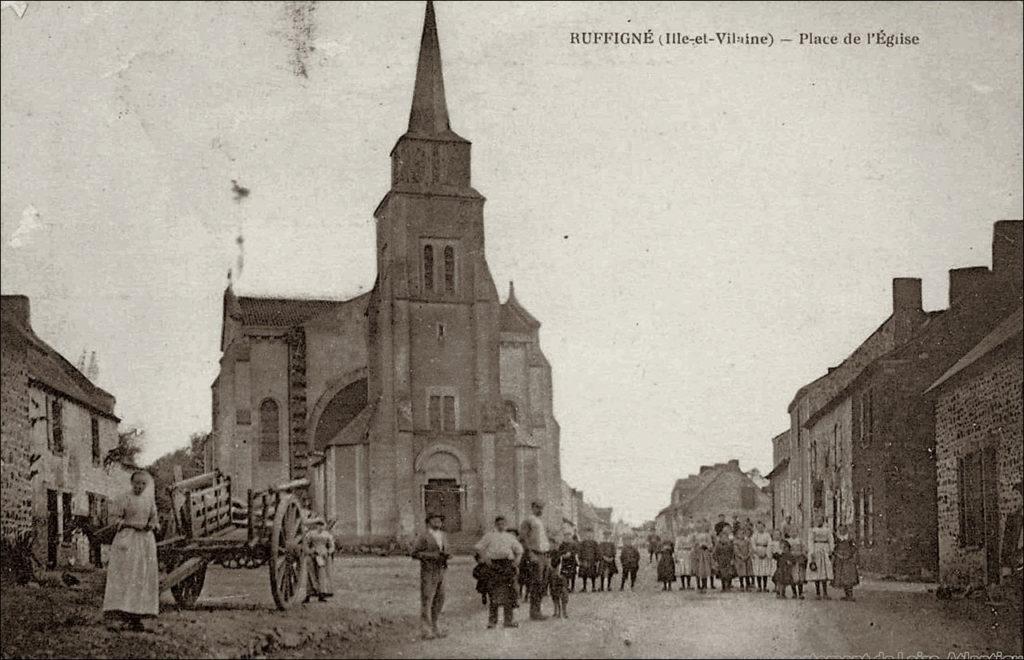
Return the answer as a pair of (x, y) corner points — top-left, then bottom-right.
(408, 1), (451, 135)
(507, 280), (516, 303)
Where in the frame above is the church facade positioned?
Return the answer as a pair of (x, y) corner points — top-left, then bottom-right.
(212, 2), (563, 546)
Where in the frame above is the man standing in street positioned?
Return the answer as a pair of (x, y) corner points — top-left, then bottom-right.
(619, 535), (641, 590)
(474, 515), (523, 629)
(411, 513), (450, 640)
(520, 500), (551, 621)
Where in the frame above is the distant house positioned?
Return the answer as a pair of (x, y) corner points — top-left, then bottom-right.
(766, 430), (792, 529)
(1, 296), (129, 568)
(657, 460), (771, 538)
(928, 307), (1022, 589)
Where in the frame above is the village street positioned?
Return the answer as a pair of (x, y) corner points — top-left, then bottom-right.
(269, 557), (1021, 659)
(2, 550), (1022, 658)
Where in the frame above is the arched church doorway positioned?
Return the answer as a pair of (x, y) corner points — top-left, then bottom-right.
(424, 479), (462, 534)
(415, 445), (472, 536)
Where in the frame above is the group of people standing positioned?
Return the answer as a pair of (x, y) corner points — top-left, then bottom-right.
(650, 513), (861, 600)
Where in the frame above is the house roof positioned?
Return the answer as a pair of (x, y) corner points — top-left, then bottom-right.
(1, 311), (118, 420)
(926, 306), (1023, 393)
(765, 458), (790, 481)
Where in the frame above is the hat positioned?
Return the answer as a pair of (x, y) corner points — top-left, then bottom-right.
(426, 512), (445, 523)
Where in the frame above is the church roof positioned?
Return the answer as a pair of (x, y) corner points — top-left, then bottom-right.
(500, 281), (541, 332)
(406, 1), (466, 142)
(236, 293), (370, 327)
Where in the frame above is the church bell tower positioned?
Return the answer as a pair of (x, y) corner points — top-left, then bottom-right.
(370, 0), (503, 539)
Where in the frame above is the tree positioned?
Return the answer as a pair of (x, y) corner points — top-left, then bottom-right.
(104, 427), (144, 470)
(148, 432), (211, 518)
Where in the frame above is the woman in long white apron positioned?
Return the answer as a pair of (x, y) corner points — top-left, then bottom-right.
(103, 470), (160, 631)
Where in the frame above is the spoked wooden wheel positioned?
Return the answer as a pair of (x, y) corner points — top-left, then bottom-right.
(171, 560), (208, 609)
(269, 495), (308, 610)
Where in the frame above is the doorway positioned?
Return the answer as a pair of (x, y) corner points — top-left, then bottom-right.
(47, 490), (59, 568)
(424, 479), (462, 534)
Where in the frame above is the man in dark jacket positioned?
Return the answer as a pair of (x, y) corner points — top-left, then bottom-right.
(597, 532), (618, 592)
(577, 531), (600, 592)
(411, 513), (450, 640)
(619, 536), (641, 590)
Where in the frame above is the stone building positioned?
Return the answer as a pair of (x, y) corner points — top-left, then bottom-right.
(656, 460), (771, 538)
(211, 2), (563, 547)
(788, 220), (1022, 578)
(784, 277), (930, 542)
(766, 429), (792, 528)
(928, 307), (1022, 590)
(0, 296), (129, 567)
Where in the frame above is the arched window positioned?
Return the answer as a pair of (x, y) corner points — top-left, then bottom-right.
(443, 246), (455, 293)
(423, 244), (434, 291)
(259, 398), (280, 461)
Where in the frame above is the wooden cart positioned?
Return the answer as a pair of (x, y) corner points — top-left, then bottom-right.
(157, 471), (311, 610)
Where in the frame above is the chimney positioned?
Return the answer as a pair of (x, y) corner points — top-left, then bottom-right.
(728, 459), (740, 469)
(992, 220), (1023, 294)
(0, 295), (31, 327)
(892, 278), (922, 315)
(948, 267), (992, 307)
(699, 465), (711, 474)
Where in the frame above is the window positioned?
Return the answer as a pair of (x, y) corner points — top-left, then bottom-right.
(958, 447), (996, 548)
(259, 399), (280, 461)
(443, 396), (455, 432)
(427, 389), (457, 432)
(423, 245), (435, 291)
(443, 246), (455, 293)
(740, 486), (756, 510)
(437, 323), (446, 341)
(813, 478), (824, 509)
(50, 398), (64, 455)
(857, 387), (875, 447)
(421, 239), (459, 296)
(91, 417), (101, 466)
(855, 491), (864, 541)
(865, 488), (874, 545)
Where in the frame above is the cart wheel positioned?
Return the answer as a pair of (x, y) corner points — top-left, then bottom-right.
(269, 495), (308, 610)
(171, 560), (208, 609)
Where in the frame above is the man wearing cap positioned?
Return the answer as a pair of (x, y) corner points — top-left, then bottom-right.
(411, 513), (451, 640)
(474, 515), (523, 629)
(519, 500), (551, 621)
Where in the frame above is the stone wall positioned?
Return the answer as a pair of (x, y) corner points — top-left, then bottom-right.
(935, 340), (1023, 587)
(1, 329), (32, 539)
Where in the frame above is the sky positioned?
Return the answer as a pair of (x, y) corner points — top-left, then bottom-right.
(1, 1), (1021, 524)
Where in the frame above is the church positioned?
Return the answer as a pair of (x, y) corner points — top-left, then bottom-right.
(211, 2), (563, 547)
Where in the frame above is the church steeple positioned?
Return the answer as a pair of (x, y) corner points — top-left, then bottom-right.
(384, 1), (474, 194)
(408, 1), (451, 136)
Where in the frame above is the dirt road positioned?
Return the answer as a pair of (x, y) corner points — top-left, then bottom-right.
(288, 559), (1022, 659)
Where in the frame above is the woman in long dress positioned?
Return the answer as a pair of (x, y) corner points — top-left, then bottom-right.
(750, 521), (774, 593)
(806, 514), (835, 599)
(713, 524), (736, 591)
(691, 520), (715, 594)
(656, 538), (675, 590)
(674, 523), (694, 590)
(732, 527), (753, 591)
(305, 518), (336, 602)
(103, 470), (160, 632)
